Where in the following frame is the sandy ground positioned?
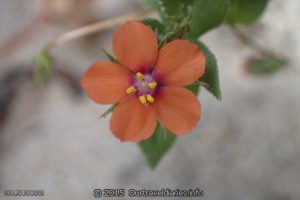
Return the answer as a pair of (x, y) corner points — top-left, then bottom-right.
(0, 0), (300, 199)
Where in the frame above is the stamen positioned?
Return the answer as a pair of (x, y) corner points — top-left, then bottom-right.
(146, 94), (155, 103)
(148, 82), (157, 89)
(139, 95), (147, 105)
(126, 86), (136, 94)
(136, 72), (145, 80)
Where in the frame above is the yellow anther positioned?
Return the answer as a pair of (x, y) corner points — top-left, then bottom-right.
(136, 72), (145, 80)
(146, 94), (155, 103)
(139, 95), (147, 105)
(148, 82), (157, 89)
(126, 86), (136, 94)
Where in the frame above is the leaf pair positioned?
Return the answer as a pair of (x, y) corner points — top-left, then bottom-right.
(142, 0), (269, 39)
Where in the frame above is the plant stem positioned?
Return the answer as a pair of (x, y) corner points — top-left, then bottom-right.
(44, 10), (154, 53)
(158, 15), (190, 48)
(228, 24), (287, 62)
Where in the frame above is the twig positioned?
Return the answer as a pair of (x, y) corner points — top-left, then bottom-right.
(228, 24), (287, 62)
(44, 10), (154, 53)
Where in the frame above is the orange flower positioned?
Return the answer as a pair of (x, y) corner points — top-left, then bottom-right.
(81, 21), (206, 142)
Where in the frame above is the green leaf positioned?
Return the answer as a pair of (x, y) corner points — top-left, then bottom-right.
(160, 0), (192, 15)
(227, 0), (269, 24)
(102, 49), (118, 62)
(186, 84), (200, 95)
(196, 41), (222, 100)
(139, 122), (176, 168)
(190, 0), (230, 38)
(245, 56), (285, 76)
(99, 104), (116, 118)
(34, 52), (54, 84)
(158, 0), (194, 29)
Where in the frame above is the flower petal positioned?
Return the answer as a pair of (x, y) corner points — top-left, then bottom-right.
(153, 87), (201, 135)
(110, 95), (157, 142)
(113, 21), (158, 72)
(81, 61), (131, 104)
(154, 40), (205, 86)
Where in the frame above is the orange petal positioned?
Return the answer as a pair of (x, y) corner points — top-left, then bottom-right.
(154, 40), (205, 86)
(81, 61), (131, 104)
(153, 87), (201, 136)
(113, 21), (158, 72)
(110, 95), (157, 142)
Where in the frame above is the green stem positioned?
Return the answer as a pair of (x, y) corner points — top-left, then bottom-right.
(158, 15), (190, 48)
(228, 24), (287, 63)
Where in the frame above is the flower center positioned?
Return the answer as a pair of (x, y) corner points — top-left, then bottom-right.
(126, 72), (158, 105)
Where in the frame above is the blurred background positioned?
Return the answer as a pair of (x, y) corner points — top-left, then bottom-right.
(0, 0), (300, 199)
